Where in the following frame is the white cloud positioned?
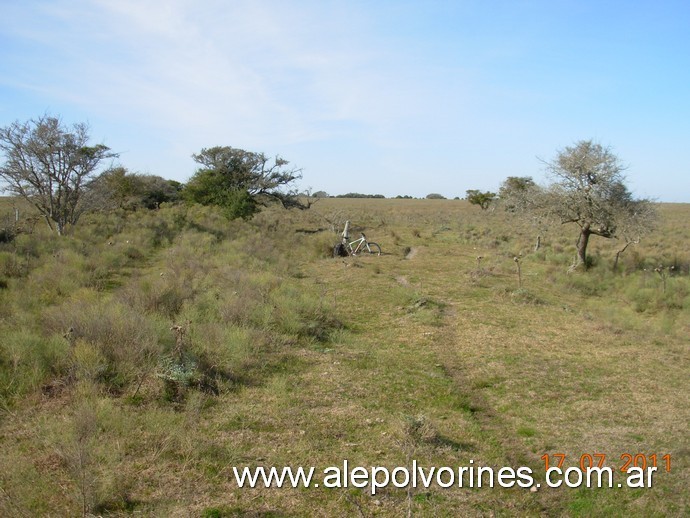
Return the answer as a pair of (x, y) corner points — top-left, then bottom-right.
(64, 1), (390, 138)
(5, 1), (686, 198)
(3, 0), (482, 182)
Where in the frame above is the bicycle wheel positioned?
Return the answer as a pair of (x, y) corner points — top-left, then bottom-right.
(363, 242), (381, 256)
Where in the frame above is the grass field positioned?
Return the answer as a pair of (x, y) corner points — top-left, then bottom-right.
(0, 197), (688, 516)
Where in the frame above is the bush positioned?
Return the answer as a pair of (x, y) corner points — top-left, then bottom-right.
(0, 251), (24, 278)
(629, 287), (655, 313)
(20, 252), (87, 307)
(564, 271), (612, 297)
(42, 297), (163, 391)
(0, 330), (70, 404)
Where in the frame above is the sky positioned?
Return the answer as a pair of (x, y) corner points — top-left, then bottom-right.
(1, 0), (689, 201)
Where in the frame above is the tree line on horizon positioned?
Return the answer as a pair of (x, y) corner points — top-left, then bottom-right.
(0, 114), (658, 271)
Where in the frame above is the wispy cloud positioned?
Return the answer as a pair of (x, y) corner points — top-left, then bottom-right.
(1, 0), (487, 182)
(6, 1), (416, 144)
(2, 0), (688, 198)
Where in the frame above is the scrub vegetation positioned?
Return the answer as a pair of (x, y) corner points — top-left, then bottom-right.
(0, 195), (688, 516)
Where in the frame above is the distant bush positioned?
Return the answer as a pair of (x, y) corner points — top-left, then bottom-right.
(335, 193), (385, 198)
(466, 189), (496, 210)
(426, 193), (446, 199)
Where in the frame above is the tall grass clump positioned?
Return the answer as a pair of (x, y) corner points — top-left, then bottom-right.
(562, 267), (614, 297)
(41, 296), (164, 392)
(625, 274), (690, 313)
(0, 250), (25, 279)
(0, 330), (70, 406)
(21, 250), (89, 307)
(269, 282), (343, 342)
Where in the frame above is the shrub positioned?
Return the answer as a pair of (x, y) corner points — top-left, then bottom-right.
(20, 253), (87, 307)
(42, 297), (163, 391)
(118, 275), (192, 319)
(564, 271), (612, 297)
(0, 330), (70, 404)
(0, 251), (24, 278)
(466, 189), (496, 209)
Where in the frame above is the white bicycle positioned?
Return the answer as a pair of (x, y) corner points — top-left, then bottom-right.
(345, 233), (381, 256)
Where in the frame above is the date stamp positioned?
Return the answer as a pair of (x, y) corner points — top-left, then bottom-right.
(537, 453), (671, 489)
(541, 453), (672, 473)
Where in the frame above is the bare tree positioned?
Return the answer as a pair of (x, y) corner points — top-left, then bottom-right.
(540, 140), (657, 270)
(0, 115), (117, 235)
(498, 176), (554, 249)
(611, 194), (657, 271)
(498, 176), (537, 212)
(505, 141), (657, 271)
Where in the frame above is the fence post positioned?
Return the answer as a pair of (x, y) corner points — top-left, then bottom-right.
(342, 220), (350, 244)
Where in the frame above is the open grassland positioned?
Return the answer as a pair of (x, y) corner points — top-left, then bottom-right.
(0, 197), (688, 516)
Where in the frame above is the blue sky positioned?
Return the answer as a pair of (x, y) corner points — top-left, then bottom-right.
(1, 0), (689, 201)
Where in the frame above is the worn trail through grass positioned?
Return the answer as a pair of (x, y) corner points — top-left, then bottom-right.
(291, 230), (689, 516)
(290, 244), (549, 515)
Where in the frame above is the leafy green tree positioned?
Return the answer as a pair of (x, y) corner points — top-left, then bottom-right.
(465, 189), (496, 210)
(0, 115), (117, 234)
(426, 193), (446, 199)
(92, 167), (139, 209)
(184, 146), (304, 219)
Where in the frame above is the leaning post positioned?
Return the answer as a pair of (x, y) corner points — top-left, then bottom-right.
(342, 220), (350, 245)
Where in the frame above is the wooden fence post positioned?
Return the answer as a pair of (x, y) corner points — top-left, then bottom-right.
(342, 220), (350, 244)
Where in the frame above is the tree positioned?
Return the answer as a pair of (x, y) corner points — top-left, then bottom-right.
(184, 146), (304, 219)
(335, 193), (386, 198)
(539, 140), (656, 270)
(0, 115), (116, 235)
(498, 176), (550, 251)
(465, 189), (496, 209)
(426, 193), (446, 199)
(498, 176), (537, 211)
(92, 167), (182, 210)
(500, 176), (536, 194)
(138, 176), (182, 209)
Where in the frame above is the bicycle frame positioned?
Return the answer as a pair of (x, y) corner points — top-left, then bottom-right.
(347, 234), (368, 255)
